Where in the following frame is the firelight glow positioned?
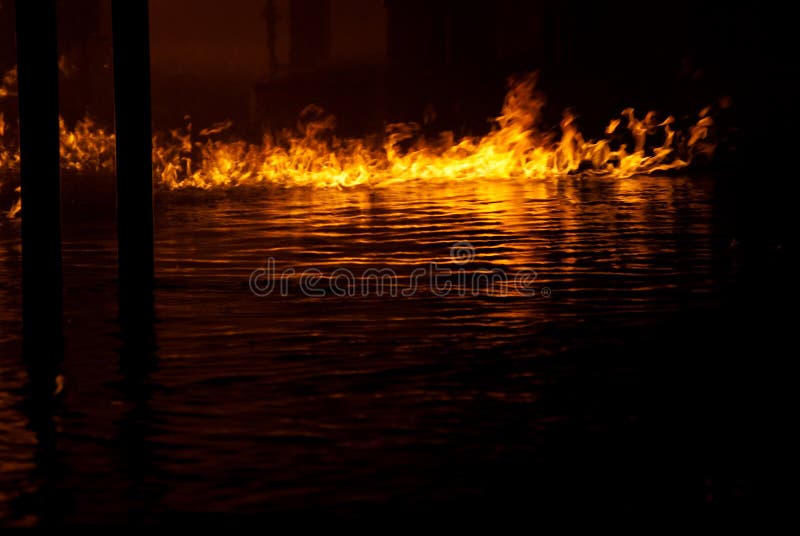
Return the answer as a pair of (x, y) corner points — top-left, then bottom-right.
(1, 70), (715, 206)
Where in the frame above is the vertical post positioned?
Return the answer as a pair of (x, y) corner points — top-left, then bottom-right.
(15, 0), (64, 377)
(111, 0), (154, 306)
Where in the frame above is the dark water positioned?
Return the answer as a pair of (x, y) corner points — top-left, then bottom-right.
(0, 175), (790, 524)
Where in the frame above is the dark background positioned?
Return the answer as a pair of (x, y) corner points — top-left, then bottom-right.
(1, 1), (796, 133)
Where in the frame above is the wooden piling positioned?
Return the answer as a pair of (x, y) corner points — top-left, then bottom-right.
(15, 0), (63, 367)
(111, 0), (154, 304)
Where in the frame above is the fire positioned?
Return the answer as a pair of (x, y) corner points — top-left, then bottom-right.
(1, 71), (715, 215)
(0, 112), (16, 170)
(59, 116), (116, 174)
(154, 74), (714, 189)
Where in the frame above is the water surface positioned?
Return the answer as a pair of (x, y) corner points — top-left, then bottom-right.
(0, 175), (780, 524)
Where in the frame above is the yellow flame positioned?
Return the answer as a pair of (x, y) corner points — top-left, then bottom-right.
(153, 74), (714, 190)
(1, 72), (715, 206)
(7, 187), (20, 219)
(59, 116), (116, 174)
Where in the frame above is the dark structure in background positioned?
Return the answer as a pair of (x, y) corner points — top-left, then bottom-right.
(5, 0), (787, 160)
(254, 0), (386, 136)
(288, 0), (330, 72)
(57, 0), (114, 125)
(251, 0), (795, 153)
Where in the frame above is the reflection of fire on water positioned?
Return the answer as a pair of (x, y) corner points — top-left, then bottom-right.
(1, 69), (715, 218)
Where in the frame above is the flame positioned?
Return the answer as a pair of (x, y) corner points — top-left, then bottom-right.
(59, 116), (116, 173)
(0, 67), (16, 99)
(154, 74), (715, 190)
(6, 187), (20, 219)
(0, 67), (17, 175)
(1, 71), (716, 215)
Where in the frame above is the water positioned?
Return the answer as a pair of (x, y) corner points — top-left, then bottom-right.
(0, 175), (788, 524)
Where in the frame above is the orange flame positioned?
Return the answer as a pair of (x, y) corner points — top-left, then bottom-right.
(1, 72), (715, 212)
(59, 116), (116, 174)
(154, 74), (715, 190)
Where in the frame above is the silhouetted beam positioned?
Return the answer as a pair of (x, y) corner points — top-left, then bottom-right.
(111, 0), (154, 300)
(15, 0), (63, 363)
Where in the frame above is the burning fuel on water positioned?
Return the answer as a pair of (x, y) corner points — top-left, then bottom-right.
(1, 66), (715, 211)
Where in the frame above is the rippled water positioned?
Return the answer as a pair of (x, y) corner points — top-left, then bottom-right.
(0, 175), (786, 524)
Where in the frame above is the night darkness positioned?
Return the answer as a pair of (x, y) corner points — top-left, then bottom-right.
(0, 0), (794, 526)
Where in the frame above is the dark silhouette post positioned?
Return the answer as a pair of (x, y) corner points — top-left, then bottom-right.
(15, 6), (65, 526)
(15, 0), (64, 382)
(111, 0), (154, 317)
